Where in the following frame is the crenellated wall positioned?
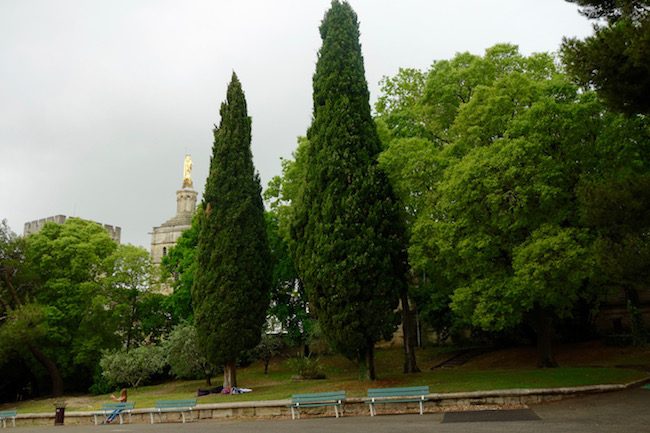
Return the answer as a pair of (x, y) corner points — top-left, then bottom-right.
(23, 215), (121, 243)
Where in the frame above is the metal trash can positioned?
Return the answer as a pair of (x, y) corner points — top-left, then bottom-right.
(54, 402), (66, 426)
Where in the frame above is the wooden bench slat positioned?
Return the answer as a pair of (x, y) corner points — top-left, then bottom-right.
(155, 399), (196, 408)
(99, 403), (135, 410)
(366, 386), (430, 417)
(289, 391), (346, 420)
(0, 410), (17, 428)
(368, 386), (429, 396)
(151, 399), (197, 424)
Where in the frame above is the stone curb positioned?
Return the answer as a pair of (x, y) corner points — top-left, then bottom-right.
(13, 376), (650, 425)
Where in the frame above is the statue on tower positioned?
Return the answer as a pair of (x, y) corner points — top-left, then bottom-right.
(182, 154), (193, 188)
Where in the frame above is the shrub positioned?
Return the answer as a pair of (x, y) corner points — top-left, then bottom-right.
(287, 355), (325, 380)
(100, 345), (166, 388)
(164, 323), (217, 384)
(254, 333), (284, 374)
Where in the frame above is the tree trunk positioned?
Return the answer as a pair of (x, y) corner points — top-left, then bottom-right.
(400, 288), (420, 373)
(357, 344), (377, 380)
(126, 294), (138, 352)
(264, 358), (270, 375)
(2, 271), (22, 306)
(365, 344), (376, 380)
(205, 375), (212, 386)
(28, 345), (64, 396)
(223, 360), (237, 388)
(534, 306), (558, 368)
(623, 286), (646, 345)
(303, 343), (311, 358)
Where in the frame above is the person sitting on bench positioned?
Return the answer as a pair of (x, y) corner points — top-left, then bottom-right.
(105, 389), (127, 423)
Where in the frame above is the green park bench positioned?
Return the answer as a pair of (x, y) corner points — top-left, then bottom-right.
(93, 402), (135, 425)
(366, 386), (430, 416)
(0, 410), (17, 428)
(289, 391), (346, 420)
(150, 399), (197, 424)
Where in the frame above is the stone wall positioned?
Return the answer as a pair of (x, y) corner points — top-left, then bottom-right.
(23, 215), (121, 244)
(11, 379), (648, 427)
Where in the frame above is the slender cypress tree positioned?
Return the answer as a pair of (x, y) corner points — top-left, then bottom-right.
(192, 73), (271, 388)
(291, 1), (408, 380)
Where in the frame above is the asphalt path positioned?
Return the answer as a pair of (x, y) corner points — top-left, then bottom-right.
(16, 387), (650, 433)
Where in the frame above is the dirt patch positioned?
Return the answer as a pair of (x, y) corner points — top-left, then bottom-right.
(462, 341), (650, 370)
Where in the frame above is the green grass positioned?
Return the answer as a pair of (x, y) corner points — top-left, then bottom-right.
(4, 344), (648, 414)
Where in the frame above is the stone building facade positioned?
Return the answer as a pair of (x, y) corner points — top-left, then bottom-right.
(24, 215), (121, 243)
(150, 155), (198, 266)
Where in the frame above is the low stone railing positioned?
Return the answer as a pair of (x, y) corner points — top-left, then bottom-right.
(12, 378), (649, 427)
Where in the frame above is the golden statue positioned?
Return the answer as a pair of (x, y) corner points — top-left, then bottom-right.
(182, 154), (193, 188)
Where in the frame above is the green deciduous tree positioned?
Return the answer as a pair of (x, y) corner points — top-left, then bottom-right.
(264, 138), (315, 355)
(577, 113), (650, 343)
(412, 62), (605, 366)
(104, 244), (158, 350)
(291, 1), (408, 379)
(253, 333), (283, 375)
(192, 73), (272, 388)
(161, 208), (200, 323)
(265, 212), (314, 353)
(1, 218), (121, 396)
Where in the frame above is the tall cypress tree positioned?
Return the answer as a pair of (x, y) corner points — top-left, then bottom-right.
(291, 1), (408, 380)
(193, 73), (271, 388)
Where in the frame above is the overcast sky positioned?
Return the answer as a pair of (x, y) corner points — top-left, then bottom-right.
(0, 0), (593, 247)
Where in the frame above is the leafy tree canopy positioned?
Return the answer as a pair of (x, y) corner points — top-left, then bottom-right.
(563, 1), (650, 114)
(161, 207), (200, 323)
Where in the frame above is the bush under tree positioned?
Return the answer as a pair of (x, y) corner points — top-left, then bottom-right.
(100, 345), (166, 388)
(164, 323), (217, 384)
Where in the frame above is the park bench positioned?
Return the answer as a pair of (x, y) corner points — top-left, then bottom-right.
(0, 410), (17, 428)
(366, 386), (430, 416)
(150, 399), (197, 424)
(289, 391), (346, 420)
(93, 402), (135, 425)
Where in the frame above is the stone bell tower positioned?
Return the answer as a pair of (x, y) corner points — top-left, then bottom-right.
(150, 155), (198, 267)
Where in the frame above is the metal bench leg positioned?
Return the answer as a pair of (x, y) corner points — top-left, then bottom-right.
(150, 412), (154, 424)
(181, 412), (186, 423)
(370, 403), (375, 417)
(119, 413), (124, 424)
(12, 418), (16, 428)
(334, 405), (339, 418)
(419, 400), (423, 415)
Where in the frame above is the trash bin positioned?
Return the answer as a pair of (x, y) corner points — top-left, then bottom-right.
(54, 402), (66, 426)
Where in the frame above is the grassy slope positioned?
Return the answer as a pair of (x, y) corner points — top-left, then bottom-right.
(4, 342), (649, 413)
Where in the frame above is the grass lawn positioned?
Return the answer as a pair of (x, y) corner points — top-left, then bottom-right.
(4, 341), (649, 413)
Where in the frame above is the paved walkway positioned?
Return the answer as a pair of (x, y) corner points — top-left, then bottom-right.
(15, 387), (650, 433)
